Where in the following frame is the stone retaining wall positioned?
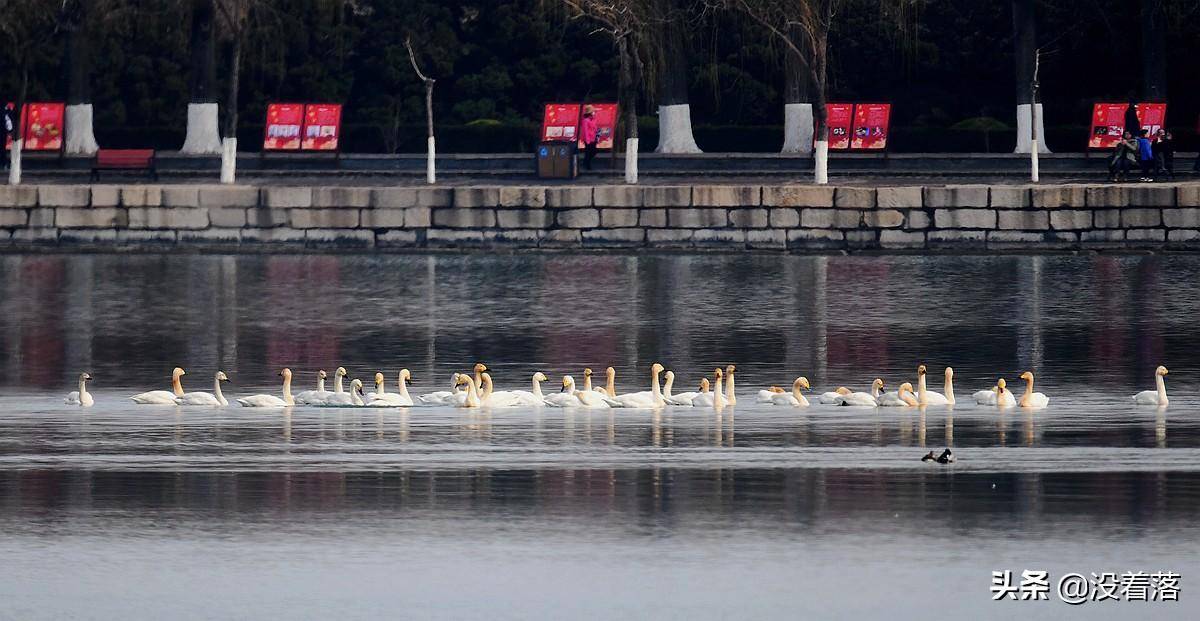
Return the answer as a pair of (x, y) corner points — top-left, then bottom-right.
(2, 183), (1200, 252)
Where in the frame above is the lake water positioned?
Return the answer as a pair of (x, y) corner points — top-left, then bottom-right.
(1, 253), (1198, 619)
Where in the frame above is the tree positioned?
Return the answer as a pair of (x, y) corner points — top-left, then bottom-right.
(405, 36), (437, 183)
(558, 0), (653, 183)
(0, 0), (62, 184)
(714, 0), (836, 183)
(180, 0), (222, 155)
(1140, 0), (1166, 101)
(781, 23), (812, 154)
(652, 0), (702, 153)
(62, 0), (101, 155)
(1012, 0), (1048, 154)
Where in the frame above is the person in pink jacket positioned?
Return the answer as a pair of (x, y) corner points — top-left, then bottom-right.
(579, 105), (599, 171)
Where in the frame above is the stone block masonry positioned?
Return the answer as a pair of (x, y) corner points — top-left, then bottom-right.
(3, 182), (1200, 253)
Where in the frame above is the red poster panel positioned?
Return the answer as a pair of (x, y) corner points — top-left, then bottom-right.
(851, 103), (891, 150)
(263, 103), (304, 150)
(20, 103), (65, 151)
(542, 103), (581, 142)
(1088, 102), (1168, 149)
(823, 103), (854, 150)
(301, 103), (342, 151)
(577, 103), (619, 150)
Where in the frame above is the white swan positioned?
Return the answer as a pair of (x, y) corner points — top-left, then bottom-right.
(544, 375), (584, 408)
(600, 367), (617, 398)
(835, 379), (884, 407)
(1017, 371), (1050, 409)
(306, 367), (348, 406)
(770, 377), (811, 407)
(175, 371), (230, 406)
(583, 367), (624, 406)
(615, 363), (666, 408)
(509, 372), (549, 406)
(758, 386), (787, 402)
(368, 369), (414, 407)
(294, 370), (328, 405)
(64, 372), (94, 407)
(318, 378), (365, 407)
(366, 372), (388, 401)
(723, 365), (738, 405)
(690, 378), (714, 407)
(478, 372), (525, 407)
(452, 373), (482, 408)
(916, 365), (953, 406)
(237, 368), (295, 407)
(665, 371), (702, 406)
(1133, 366), (1169, 406)
(130, 367), (186, 405)
(818, 386), (852, 404)
(419, 374), (461, 406)
(975, 378), (1017, 407)
(877, 382), (919, 407)
(694, 368), (728, 409)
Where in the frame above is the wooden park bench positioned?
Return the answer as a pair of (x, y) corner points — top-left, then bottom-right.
(91, 149), (157, 181)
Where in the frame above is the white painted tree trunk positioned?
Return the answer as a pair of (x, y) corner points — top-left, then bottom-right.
(781, 103), (814, 154)
(8, 139), (21, 185)
(814, 140), (829, 185)
(1014, 104), (1051, 153)
(1030, 139), (1040, 182)
(65, 104), (100, 155)
(654, 104), (702, 154)
(426, 136), (436, 184)
(220, 137), (237, 184)
(181, 103), (222, 154)
(624, 137), (639, 184)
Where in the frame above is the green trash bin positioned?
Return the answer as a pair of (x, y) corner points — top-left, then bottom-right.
(536, 141), (578, 179)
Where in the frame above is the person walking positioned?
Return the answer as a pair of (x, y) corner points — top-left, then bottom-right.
(2, 102), (14, 173)
(1123, 98), (1141, 137)
(579, 105), (599, 172)
(1137, 129), (1155, 181)
(1108, 130), (1138, 182)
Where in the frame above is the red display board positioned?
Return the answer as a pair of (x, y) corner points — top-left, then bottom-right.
(851, 103), (892, 150)
(301, 103), (342, 151)
(5, 102), (65, 151)
(541, 103), (581, 142)
(824, 103), (854, 150)
(263, 103), (304, 151)
(577, 103), (619, 150)
(1088, 102), (1168, 149)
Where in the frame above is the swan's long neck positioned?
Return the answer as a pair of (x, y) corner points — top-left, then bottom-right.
(172, 374), (184, 397)
(352, 384), (364, 406)
(480, 377), (493, 401)
(902, 388), (918, 406)
(793, 384), (808, 406)
(466, 381), (480, 407)
(283, 374), (294, 405)
(606, 373), (615, 398)
(1157, 374), (1167, 403)
(334, 374), (344, 394)
(663, 375), (675, 398)
(651, 369), (664, 406)
(714, 376), (726, 408)
(474, 369), (484, 391)
(316, 376), (325, 392)
(532, 376), (543, 399)
(917, 374), (928, 402)
(583, 375), (594, 392)
(872, 383), (882, 398)
(398, 375), (411, 402)
(726, 370), (736, 405)
(377, 379), (387, 395)
(450, 374), (461, 393)
(945, 373), (955, 404)
(79, 377), (89, 399)
(213, 376), (225, 402)
(1023, 377), (1035, 400)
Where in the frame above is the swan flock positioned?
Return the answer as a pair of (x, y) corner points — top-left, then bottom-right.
(57, 363), (1172, 410)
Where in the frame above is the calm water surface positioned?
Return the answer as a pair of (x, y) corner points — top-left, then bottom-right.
(1, 253), (1198, 619)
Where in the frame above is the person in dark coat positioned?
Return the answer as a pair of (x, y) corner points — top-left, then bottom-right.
(1108, 130), (1138, 182)
(1123, 99), (1141, 137)
(1152, 129), (1174, 180)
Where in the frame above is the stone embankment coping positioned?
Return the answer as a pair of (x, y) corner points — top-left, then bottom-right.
(2, 183), (1199, 252)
